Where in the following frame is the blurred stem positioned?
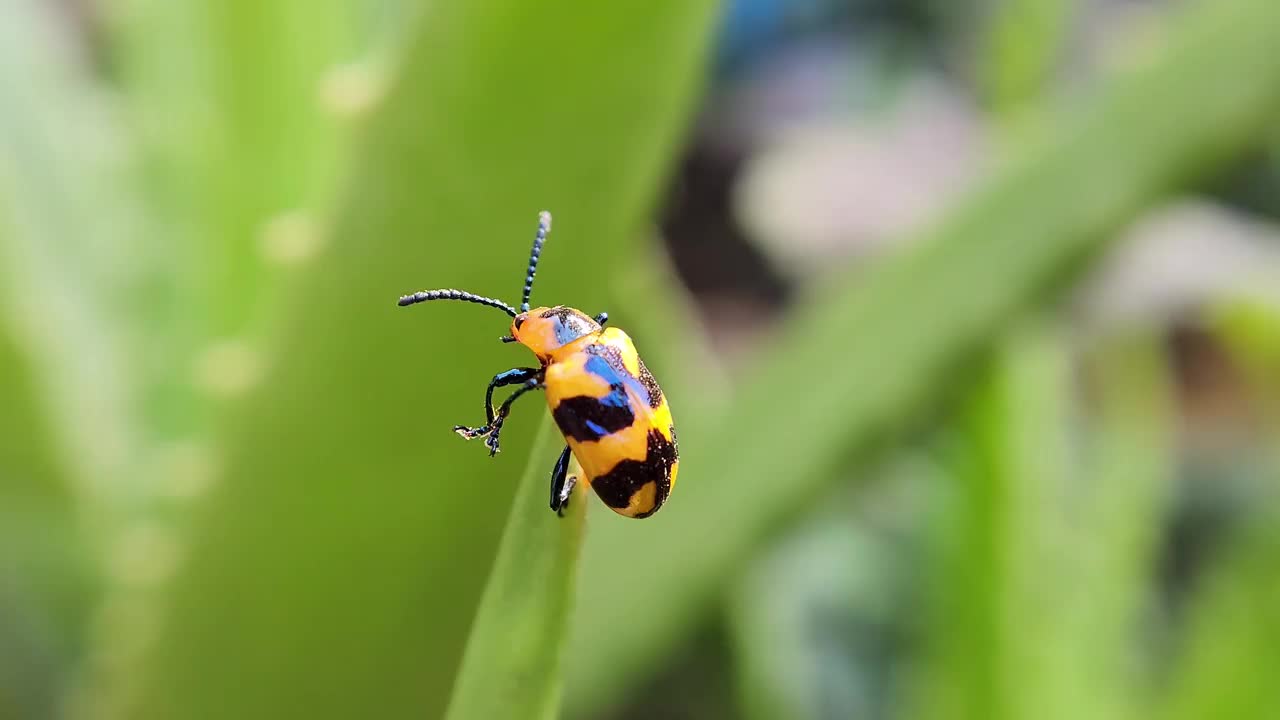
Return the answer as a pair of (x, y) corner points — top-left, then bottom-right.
(896, 327), (1173, 720)
(916, 324), (1075, 720)
(1080, 334), (1175, 719)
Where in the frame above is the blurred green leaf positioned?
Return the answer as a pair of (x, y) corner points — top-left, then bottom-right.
(1160, 505), (1280, 720)
(0, 3), (144, 713)
(110, 0), (364, 441)
(566, 0), (1280, 712)
(912, 328), (1172, 720)
(0, 309), (95, 720)
(1078, 335), (1175, 717)
(110, 0), (362, 326)
(913, 327), (1076, 720)
(0, 0), (142, 515)
(0, 204), (96, 719)
(94, 1), (721, 719)
(443, 421), (586, 720)
(981, 0), (1074, 112)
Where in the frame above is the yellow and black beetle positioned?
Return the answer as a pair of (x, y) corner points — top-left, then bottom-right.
(397, 211), (678, 518)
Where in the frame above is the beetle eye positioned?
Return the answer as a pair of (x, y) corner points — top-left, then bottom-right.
(513, 317), (525, 330)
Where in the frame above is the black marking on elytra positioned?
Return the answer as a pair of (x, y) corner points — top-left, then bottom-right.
(590, 428), (677, 517)
(636, 359), (664, 409)
(552, 395), (634, 442)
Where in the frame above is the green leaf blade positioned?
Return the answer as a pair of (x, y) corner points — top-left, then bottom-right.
(443, 421), (586, 720)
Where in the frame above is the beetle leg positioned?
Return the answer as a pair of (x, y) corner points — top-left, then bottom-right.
(557, 476), (578, 518)
(456, 377), (543, 456)
(483, 367), (539, 424)
(549, 445), (577, 516)
(594, 311), (609, 327)
(482, 379), (543, 455)
(453, 367), (538, 440)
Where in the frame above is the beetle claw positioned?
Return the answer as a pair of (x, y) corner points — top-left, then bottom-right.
(484, 432), (502, 456)
(453, 424), (491, 440)
(554, 474), (576, 517)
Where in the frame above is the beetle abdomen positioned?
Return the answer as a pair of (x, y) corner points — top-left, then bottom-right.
(543, 328), (679, 518)
(588, 427), (678, 518)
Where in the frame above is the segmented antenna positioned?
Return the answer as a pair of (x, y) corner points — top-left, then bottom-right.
(396, 289), (517, 317)
(520, 211), (552, 312)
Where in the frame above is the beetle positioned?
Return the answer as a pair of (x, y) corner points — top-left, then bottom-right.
(397, 211), (678, 518)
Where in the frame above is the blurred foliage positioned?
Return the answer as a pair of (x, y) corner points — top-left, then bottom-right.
(564, 1), (1280, 714)
(980, 0), (1073, 111)
(108, 0), (364, 443)
(1159, 509), (1280, 720)
(913, 328), (1172, 720)
(0, 0), (1278, 719)
(0, 311), (96, 720)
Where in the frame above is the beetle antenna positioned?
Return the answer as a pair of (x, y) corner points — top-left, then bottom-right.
(520, 210), (552, 312)
(396, 289), (517, 317)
